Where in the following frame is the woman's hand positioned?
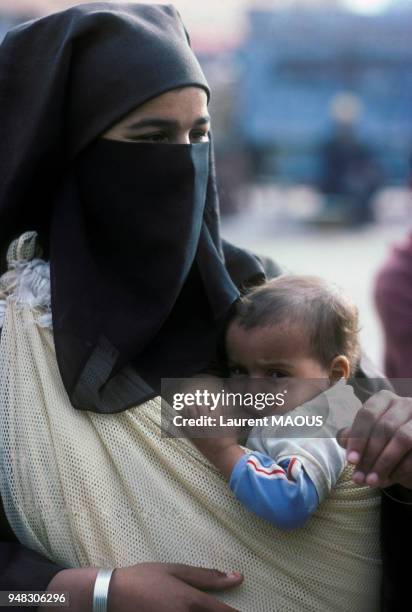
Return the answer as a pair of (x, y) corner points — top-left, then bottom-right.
(337, 390), (412, 489)
(109, 563), (243, 611)
(44, 563), (243, 612)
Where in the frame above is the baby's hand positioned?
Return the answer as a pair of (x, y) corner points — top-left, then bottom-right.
(193, 437), (245, 480)
(176, 375), (247, 479)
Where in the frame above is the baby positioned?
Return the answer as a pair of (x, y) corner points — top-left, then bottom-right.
(192, 274), (362, 530)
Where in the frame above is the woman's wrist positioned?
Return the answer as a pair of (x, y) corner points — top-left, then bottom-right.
(43, 567), (100, 611)
(93, 568), (115, 612)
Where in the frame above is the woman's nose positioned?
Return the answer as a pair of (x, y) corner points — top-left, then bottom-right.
(174, 132), (191, 145)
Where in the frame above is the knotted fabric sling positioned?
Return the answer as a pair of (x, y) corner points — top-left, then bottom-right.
(0, 236), (381, 611)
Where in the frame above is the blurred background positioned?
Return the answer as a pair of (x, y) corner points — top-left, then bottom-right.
(1, 0), (412, 370)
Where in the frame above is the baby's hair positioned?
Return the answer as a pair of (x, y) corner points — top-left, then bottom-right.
(233, 274), (360, 373)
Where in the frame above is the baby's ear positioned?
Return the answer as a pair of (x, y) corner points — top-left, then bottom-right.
(329, 355), (350, 383)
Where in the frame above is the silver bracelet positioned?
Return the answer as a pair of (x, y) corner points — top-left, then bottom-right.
(92, 568), (115, 612)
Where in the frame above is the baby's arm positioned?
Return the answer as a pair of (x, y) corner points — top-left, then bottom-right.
(235, 383), (353, 528)
(229, 451), (319, 530)
(192, 437), (320, 530)
(248, 435), (348, 507)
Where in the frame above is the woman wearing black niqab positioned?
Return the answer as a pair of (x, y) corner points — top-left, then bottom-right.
(1, 4), (411, 612)
(0, 2), (267, 608)
(0, 2), (268, 413)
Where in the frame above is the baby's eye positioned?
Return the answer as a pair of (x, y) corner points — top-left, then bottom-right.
(229, 366), (247, 378)
(266, 369), (288, 379)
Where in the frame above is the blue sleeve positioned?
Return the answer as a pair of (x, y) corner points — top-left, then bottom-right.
(229, 451), (319, 530)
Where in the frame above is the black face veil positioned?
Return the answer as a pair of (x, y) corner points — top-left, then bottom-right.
(0, 2), (267, 413)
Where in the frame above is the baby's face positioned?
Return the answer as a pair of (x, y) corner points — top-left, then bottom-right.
(225, 319), (329, 380)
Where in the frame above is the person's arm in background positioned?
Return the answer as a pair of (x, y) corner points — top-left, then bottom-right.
(374, 232), (412, 382)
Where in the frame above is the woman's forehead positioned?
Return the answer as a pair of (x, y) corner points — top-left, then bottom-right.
(108, 87), (210, 130)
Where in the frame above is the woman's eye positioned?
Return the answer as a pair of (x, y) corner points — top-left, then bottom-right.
(131, 133), (169, 143)
(190, 131), (209, 143)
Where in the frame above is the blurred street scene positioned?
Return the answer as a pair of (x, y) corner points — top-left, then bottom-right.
(1, 0), (412, 370)
(221, 188), (410, 369)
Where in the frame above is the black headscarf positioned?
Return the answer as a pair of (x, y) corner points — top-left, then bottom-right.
(0, 2), (267, 413)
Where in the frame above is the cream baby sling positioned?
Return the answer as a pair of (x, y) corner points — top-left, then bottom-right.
(0, 233), (382, 611)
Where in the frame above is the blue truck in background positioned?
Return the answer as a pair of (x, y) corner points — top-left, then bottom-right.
(233, 8), (412, 186)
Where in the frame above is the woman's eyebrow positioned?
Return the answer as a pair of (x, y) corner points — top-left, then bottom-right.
(193, 116), (211, 125)
(127, 116), (210, 131)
